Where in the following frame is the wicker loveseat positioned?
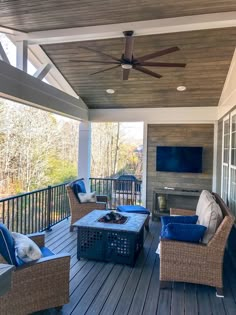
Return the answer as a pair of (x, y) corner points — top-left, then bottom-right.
(0, 232), (70, 315)
(159, 192), (234, 297)
(66, 179), (107, 231)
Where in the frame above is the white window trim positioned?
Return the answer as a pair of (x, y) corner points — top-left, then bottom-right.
(221, 114), (230, 198)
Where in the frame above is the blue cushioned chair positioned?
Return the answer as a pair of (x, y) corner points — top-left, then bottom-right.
(0, 224), (70, 314)
(67, 178), (108, 231)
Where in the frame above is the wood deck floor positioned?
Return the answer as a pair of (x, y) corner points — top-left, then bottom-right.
(37, 219), (236, 315)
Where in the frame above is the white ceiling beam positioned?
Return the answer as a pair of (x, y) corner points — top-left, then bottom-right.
(0, 26), (25, 36)
(12, 11), (236, 45)
(6, 34), (79, 98)
(0, 43), (10, 64)
(0, 60), (88, 121)
(33, 63), (52, 80)
(89, 107), (217, 123)
(28, 44), (79, 97)
(16, 40), (28, 72)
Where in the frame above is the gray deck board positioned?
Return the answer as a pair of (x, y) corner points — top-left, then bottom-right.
(33, 218), (236, 315)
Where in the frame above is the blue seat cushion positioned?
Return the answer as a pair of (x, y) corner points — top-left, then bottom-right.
(40, 247), (54, 257)
(162, 223), (206, 243)
(117, 205), (150, 215)
(16, 246), (54, 266)
(161, 215), (198, 237)
(0, 223), (18, 266)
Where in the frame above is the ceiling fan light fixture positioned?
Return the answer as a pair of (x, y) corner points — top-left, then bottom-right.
(177, 85), (186, 91)
(106, 89), (115, 94)
(121, 64), (133, 70)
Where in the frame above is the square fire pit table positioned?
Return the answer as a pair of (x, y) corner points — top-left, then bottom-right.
(73, 210), (148, 266)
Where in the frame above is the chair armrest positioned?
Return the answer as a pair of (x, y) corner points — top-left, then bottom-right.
(16, 253), (71, 270)
(96, 195), (108, 203)
(27, 232), (45, 247)
(160, 238), (207, 259)
(95, 202), (107, 210)
(170, 208), (196, 216)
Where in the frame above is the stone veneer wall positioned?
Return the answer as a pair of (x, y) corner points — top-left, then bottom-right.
(146, 124), (214, 210)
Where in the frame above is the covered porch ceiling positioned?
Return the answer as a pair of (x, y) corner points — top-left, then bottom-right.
(0, 1), (236, 116)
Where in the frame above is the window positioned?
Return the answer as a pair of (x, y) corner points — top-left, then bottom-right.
(221, 110), (236, 217)
(229, 111), (236, 216)
(221, 115), (230, 203)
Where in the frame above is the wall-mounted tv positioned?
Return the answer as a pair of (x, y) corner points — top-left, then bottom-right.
(156, 146), (203, 173)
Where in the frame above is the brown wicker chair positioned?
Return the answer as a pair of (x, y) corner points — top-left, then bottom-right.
(66, 184), (107, 231)
(0, 232), (70, 315)
(159, 193), (235, 297)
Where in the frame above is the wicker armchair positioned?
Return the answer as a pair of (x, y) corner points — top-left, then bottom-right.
(66, 184), (107, 231)
(0, 233), (70, 315)
(159, 193), (234, 297)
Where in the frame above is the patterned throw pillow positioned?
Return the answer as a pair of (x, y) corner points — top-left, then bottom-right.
(78, 191), (96, 203)
(12, 232), (42, 264)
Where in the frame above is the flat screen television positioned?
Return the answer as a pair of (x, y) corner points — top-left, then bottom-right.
(156, 146), (203, 173)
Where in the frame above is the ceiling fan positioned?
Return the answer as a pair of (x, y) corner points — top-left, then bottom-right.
(70, 31), (186, 80)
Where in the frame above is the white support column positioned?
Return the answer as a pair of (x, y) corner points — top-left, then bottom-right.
(16, 40), (28, 72)
(0, 43), (10, 64)
(212, 121), (218, 192)
(78, 122), (92, 191)
(33, 63), (52, 80)
(142, 122), (148, 207)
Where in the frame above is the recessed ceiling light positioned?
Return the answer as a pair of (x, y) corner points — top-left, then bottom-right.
(106, 89), (115, 94)
(177, 86), (186, 91)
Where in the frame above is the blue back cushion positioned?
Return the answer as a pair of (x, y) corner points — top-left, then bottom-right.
(162, 223), (206, 243)
(0, 223), (18, 266)
(161, 215), (198, 236)
(71, 179), (86, 198)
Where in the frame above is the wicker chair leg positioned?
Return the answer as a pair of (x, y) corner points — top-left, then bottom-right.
(160, 281), (172, 289)
(216, 287), (224, 298)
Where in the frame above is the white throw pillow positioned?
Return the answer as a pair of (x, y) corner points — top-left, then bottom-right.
(78, 191), (96, 203)
(196, 190), (223, 244)
(12, 232), (42, 263)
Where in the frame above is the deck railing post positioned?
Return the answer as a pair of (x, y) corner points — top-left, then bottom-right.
(46, 185), (52, 231)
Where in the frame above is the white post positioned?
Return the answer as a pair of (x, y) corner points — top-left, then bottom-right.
(142, 122), (148, 207)
(16, 40), (28, 72)
(212, 121), (218, 192)
(0, 43), (10, 64)
(78, 122), (91, 191)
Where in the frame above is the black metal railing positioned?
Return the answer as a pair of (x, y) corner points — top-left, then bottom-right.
(89, 177), (142, 209)
(0, 182), (70, 234)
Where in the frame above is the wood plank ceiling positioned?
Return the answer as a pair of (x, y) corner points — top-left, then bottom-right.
(0, 1), (236, 109)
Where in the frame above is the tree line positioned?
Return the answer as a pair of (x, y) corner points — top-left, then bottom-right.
(0, 99), (143, 198)
(0, 99), (79, 197)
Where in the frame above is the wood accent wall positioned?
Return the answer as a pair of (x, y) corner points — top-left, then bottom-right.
(146, 124), (214, 210)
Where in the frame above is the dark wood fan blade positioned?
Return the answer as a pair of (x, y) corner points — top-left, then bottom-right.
(123, 68), (130, 80)
(123, 31), (134, 61)
(139, 62), (186, 67)
(134, 66), (162, 78)
(78, 46), (120, 62)
(90, 65), (120, 75)
(137, 47), (180, 62)
(70, 60), (120, 64)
